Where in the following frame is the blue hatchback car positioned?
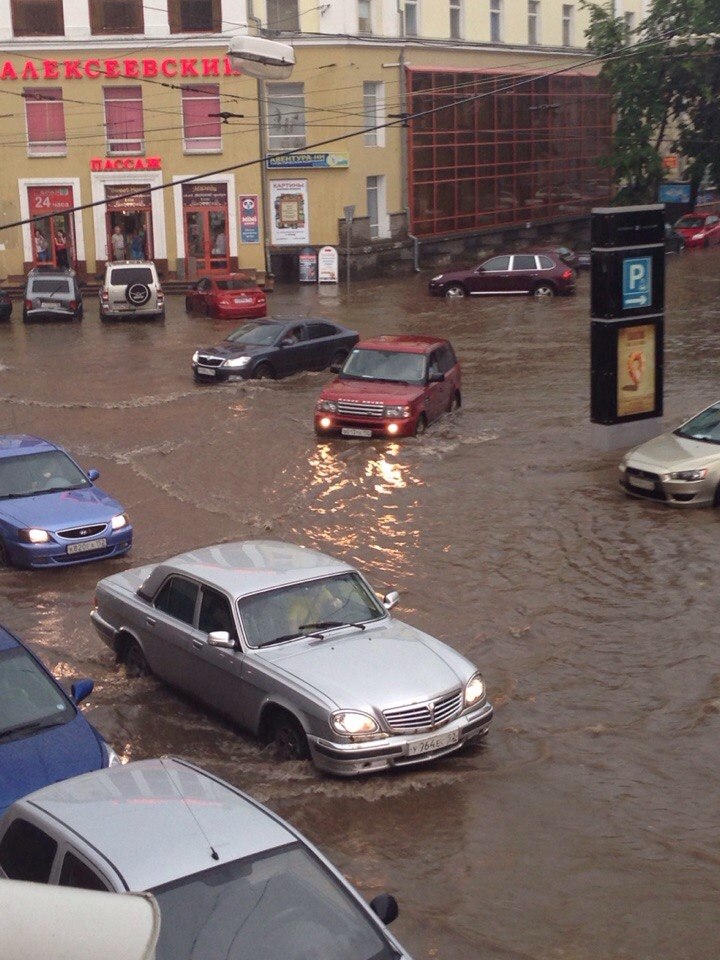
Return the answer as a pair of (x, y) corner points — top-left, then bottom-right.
(0, 435), (132, 568)
(0, 623), (117, 815)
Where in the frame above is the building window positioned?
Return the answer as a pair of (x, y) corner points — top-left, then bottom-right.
(24, 88), (66, 156)
(367, 176), (388, 239)
(11, 0), (64, 35)
(449, 0), (462, 39)
(182, 85), (222, 152)
(91, 0), (143, 34)
(266, 82), (306, 152)
(403, 0), (418, 36)
(168, 0), (220, 32)
(624, 11), (635, 34)
(490, 0), (502, 42)
(363, 82), (385, 147)
(358, 0), (372, 34)
(562, 4), (574, 46)
(104, 87), (144, 154)
(266, 0), (299, 31)
(528, 0), (540, 44)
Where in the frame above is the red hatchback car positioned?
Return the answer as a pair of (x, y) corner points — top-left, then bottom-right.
(428, 251), (576, 299)
(673, 212), (720, 248)
(315, 335), (461, 439)
(185, 274), (267, 319)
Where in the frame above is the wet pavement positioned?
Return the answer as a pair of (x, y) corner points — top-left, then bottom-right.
(2, 249), (720, 959)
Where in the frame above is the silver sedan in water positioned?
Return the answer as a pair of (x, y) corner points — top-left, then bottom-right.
(619, 401), (720, 506)
(90, 540), (493, 775)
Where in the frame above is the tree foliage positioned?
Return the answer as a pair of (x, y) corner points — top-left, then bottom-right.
(582, 0), (720, 204)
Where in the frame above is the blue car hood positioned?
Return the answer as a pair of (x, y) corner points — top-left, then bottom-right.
(0, 487), (123, 532)
(0, 712), (105, 815)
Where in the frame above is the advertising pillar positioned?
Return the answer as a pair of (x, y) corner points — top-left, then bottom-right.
(590, 205), (665, 451)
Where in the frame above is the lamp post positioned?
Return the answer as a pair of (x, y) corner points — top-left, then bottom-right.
(227, 36), (296, 279)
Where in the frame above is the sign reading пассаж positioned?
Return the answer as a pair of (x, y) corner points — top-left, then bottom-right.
(0, 57), (240, 81)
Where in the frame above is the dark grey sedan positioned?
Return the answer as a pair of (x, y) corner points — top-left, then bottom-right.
(192, 317), (359, 381)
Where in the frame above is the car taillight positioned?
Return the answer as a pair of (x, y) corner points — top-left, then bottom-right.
(69, 300), (77, 310)
(24, 299), (32, 309)
(561, 269), (573, 280)
(157, 289), (164, 304)
(100, 290), (109, 303)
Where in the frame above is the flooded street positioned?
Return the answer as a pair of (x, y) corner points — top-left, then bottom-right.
(2, 249), (720, 959)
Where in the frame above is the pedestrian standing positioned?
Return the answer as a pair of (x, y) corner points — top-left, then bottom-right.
(55, 228), (69, 268)
(110, 225), (126, 261)
(34, 228), (49, 262)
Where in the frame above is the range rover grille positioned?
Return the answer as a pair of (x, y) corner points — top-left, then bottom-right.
(337, 399), (384, 417)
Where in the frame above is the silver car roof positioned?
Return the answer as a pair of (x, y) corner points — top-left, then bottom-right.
(138, 540), (354, 600)
(13, 758), (295, 891)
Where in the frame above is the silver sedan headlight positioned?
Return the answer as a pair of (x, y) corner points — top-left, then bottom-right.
(666, 468), (708, 481)
(330, 710), (380, 736)
(464, 673), (485, 707)
(223, 356), (251, 368)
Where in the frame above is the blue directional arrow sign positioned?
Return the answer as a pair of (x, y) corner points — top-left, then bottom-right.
(622, 256), (651, 309)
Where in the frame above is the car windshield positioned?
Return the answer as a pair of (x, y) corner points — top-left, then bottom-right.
(0, 450), (91, 499)
(226, 323), (281, 346)
(109, 267), (154, 285)
(152, 843), (396, 960)
(674, 404), (720, 444)
(216, 278), (256, 291)
(0, 647), (72, 741)
(341, 348), (426, 384)
(676, 217), (705, 228)
(238, 572), (386, 648)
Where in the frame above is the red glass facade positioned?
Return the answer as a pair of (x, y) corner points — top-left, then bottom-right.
(407, 68), (613, 237)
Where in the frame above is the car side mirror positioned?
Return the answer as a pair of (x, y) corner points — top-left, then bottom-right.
(208, 631), (236, 649)
(369, 894), (398, 925)
(87, 469), (100, 481)
(330, 362), (343, 373)
(71, 679), (94, 704)
(382, 590), (399, 611)
(428, 371), (445, 383)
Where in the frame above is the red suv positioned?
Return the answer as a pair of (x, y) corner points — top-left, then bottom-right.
(314, 335), (461, 439)
(428, 251), (576, 299)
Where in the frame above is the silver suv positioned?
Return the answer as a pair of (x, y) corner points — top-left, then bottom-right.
(23, 267), (83, 322)
(99, 261), (164, 321)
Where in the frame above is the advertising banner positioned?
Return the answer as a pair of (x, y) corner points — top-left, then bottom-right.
(239, 195), (259, 243)
(266, 153), (349, 169)
(182, 182), (227, 206)
(317, 245), (339, 283)
(299, 247), (318, 282)
(270, 179), (309, 245)
(616, 324), (656, 418)
(27, 185), (74, 213)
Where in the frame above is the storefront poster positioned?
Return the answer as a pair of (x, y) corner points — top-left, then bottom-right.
(266, 153), (349, 169)
(317, 246), (339, 283)
(27, 185), (74, 212)
(299, 248), (318, 283)
(239, 195), (260, 243)
(182, 182), (228, 206)
(617, 324), (656, 418)
(270, 180), (309, 246)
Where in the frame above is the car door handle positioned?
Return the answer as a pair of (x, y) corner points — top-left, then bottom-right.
(146, 616), (156, 626)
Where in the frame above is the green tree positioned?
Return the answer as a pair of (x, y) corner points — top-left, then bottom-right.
(583, 0), (720, 205)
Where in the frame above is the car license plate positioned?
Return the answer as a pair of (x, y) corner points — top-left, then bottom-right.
(341, 427), (372, 438)
(408, 729), (459, 757)
(233, 297), (252, 304)
(629, 476), (655, 491)
(67, 538), (107, 555)
(197, 367), (217, 377)
(42, 301), (62, 310)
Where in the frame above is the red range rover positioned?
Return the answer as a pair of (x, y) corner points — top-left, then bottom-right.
(314, 335), (461, 439)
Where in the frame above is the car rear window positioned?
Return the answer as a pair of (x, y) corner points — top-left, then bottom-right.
(538, 255), (555, 269)
(216, 278), (255, 291)
(109, 267), (154, 285)
(29, 279), (71, 294)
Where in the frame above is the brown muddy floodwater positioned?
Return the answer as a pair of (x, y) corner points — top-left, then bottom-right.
(2, 250), (720, 960)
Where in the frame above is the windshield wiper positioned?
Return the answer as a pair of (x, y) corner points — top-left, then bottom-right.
(300, 621), (367, 633)
(674, 429), (720, 444)
(0, 716), (65, 740)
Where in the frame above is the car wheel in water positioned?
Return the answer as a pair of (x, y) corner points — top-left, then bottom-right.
(414, 415), (428, 436)
(0, 539), (8, 567)
(123, 638), (149, 678)
(272, 712), (309, 762)
(254, 363), (275, 380)
(448, 391), (461, 412)
(444, 283), (466, 299)
(533, 283), (555, 298)
(329, 350), (348, 367)
(714, 483), (720, 507)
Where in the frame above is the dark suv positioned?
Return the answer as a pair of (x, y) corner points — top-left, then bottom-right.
(23, 267), (83, 322)
(428, 251), (576, 299)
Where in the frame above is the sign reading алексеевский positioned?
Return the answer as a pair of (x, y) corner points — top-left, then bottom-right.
(0, 57), (241, 81)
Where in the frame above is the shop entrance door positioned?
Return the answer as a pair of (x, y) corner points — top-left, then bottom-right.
(185, 208), (228, 274)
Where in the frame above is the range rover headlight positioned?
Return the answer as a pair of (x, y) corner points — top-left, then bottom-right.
(464, 673), (485, 707)
(667, 468), (708, 481)
(330, 710), (379, 736)
(19, 528), (50, 544)
(384, 405), (411, 418)
(223, 356), (251, 368)
(317, 399), (337, 413)
(192, 350), (200, 363)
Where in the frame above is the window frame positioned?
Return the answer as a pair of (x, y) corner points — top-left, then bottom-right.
(266, 82), (306, 153)
(403, 0), (418, 37)
(266, 0), (299, 31)
(181, 84), (222, 154)
(103, 86), (145, 155)
(90, 0), (144, 35)
(358, 0), (372, 34)
(528, 0), (540, 44)
(449, 0), (462, 40)
(490, 0), (503, 42)
(11, 0), (64, 36)
(24, 87), (66, 157)
(562, 4), (574, 46)
(363, 81), (385, 148)
(168, 0), (221, 33)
